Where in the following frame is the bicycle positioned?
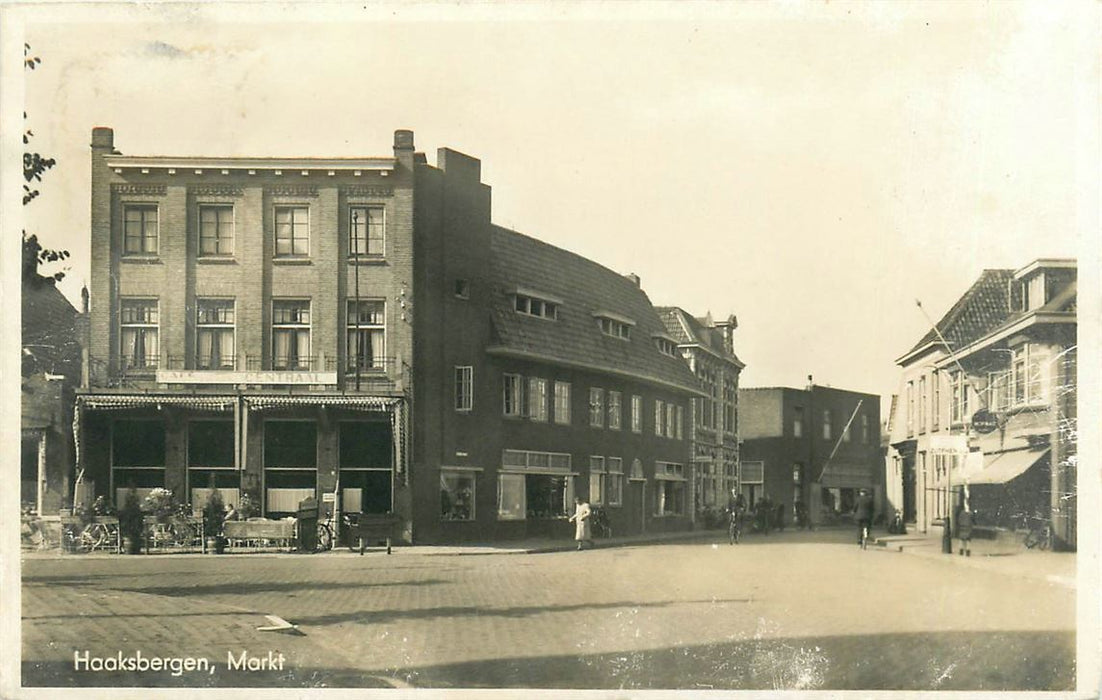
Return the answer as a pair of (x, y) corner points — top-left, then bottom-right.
(590, 506), (613, 539)
(316, 514), (337, 551)
(1024, 519), (1051, 551)
(62, 521), (117, 553)
(727, 509), (744, 545)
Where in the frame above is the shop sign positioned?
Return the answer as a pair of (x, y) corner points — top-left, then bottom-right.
(971, 409), (999, 434)
(156, 370), (337, 385)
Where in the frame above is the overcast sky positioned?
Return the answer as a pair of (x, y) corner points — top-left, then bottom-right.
(10, 2), (1097, 415)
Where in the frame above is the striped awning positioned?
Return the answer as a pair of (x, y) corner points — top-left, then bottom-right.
(243, 395), (402, 411)
(77, 394), (237, 411)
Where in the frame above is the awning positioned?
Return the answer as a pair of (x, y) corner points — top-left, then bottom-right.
(244, 395), (402, 411)
(818, 461), (875, 488)
(966, 448), (1049, 485)
(77, 394), (236, 411)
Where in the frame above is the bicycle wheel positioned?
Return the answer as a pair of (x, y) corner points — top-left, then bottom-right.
(316, 523), (333, 551)
(172, 521), (197, 547)
(82, 523), (108, 551)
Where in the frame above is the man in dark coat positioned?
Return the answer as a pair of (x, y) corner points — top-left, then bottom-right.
(853, 489), (874, 545)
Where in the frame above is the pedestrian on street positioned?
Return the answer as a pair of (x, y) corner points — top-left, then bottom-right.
(956, 501), (974, 557)
(853, 489), (874, 545)
(568, 496), (592, 550)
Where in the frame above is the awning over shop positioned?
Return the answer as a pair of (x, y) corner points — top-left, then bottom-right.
(966, 448), (1049, 485)
(243, 395), (402, 411)
(76, 394), (237, 411)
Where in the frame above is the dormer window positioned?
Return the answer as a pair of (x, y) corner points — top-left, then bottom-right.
(655, 336), (678, 357)
(515, 293), (558, 320)
(593, 311), (634, 340)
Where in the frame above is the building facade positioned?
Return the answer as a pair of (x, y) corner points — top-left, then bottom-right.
(739, 385), (882, 526)
(656, 309), (744, 517)
(887, 259), (1077, 550)
(80, 128), (702, 543)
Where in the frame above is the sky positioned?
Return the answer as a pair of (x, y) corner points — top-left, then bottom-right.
(8, 1), (1098, 418)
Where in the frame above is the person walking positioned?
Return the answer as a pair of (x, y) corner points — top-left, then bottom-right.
(568, 496), (592, 551)
(854, 489), (874, 547)
(956, 501), (974, 556)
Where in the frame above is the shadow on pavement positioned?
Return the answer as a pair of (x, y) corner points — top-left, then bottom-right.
(369, 629), (1075, 691)
(22, 577), (451, 598)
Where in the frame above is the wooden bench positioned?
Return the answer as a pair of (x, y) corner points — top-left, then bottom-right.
(223, 519), (297, 552)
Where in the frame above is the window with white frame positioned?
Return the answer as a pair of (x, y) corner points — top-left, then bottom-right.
(608, 391), (622, 430)
(918, 376), (927, 434)
(666, 402), (676, 438)
(589, 456), (606, 505)
(440, 469), (475, 521)
(272, 300), (311, 370)
(349, 206), (385, 257)
(554, 381), (571, 424)
(274, 205), (309, 257)
(654, 462), (686, 515)
(988, 371), (1009, 412)
(196, 299), (235, 369)
(120, 298), (159, 370)
(631, 395), (643, 433)
(608, 457), (623, 506)
(822, 409), (832, 440)
(528, 377), (548, 422)
(655, 400), (664, 437)
(676, 405), (684, 440)
(515, 294), (558, 320)
(198, 204), (234, 257)
(455, 366), (473, 411)
(950, 371), (968, 424)
(597, 316), (631, 339)
(656, 337), (678, 357)
(932, 371), (941, 430)
(503, 374), (523, 417)
(123, 204), (159, 255)
(906, 381), (914, 436)
(590, 388), (605, 428)
(346, 300), (385, 372)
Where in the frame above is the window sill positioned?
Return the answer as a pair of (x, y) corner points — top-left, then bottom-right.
(120, 256), (162, 264)
(273, 258), (312, 265)
(349, 257), (388, 265)
(197, 257), (237, 265)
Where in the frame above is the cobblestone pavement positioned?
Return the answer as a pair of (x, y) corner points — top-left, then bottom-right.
(20, 529), (1078, 691)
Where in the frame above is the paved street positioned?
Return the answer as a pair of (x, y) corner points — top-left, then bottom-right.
(21, 529), (1076, 691)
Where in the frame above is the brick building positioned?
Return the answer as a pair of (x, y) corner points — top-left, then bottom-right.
(655, 309), (744, 515)
(887, 259), (1077, 550)
(79, 128), (702, 543)
(739, 385), (882, 526)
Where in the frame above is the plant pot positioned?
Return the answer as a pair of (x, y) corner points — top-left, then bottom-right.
(205, 537), (218, 553)
(123, 535), (142, 555)
(215, 536), (226, 554)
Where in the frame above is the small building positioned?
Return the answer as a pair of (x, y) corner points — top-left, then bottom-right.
(739, 385), (882, 526)
(888, 259), (1077, 550)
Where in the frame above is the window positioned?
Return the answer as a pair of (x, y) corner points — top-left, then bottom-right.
(723, 381), (735, 434)
(120, 299), (159, 370)
(440, 469), (475, 521)
(843, 412), (852, 442)
(950, 371), (969, 424)
(528, 377), (548, 422)
(631, 395), (643, 433)
(554, 381), (571, 424)
(123, 204), (158, 255)
(338, 421), (392, 515)
(665, 403), (676, 438)
(676, 405), (684, 440)
(656, 337), (678, 357)
(918, 376), (927, 434)
(187, 420), (238, 511)
(272, 300), (311, 370)
(454, 279), (470, 299)
(346, 300), (385, 372)
(740, 460), (764, 509)
(498, 473), (526, 520)
(264, 420), (317, 517)
(608, 458), (624, 506)
(111, 419), (166, 506)
(498, 470), (574, 520)
(503, 374), (523, 417)
(932, 372), (941, 430)
(198, 204), (234, 256)
(822, 409), (832, 440)
(274, 205), (309, 257)
(608, 391), (622, 430)
(793, 406), (804, 438)
(196, 299), (235, 369)
(349, 206), (384, 257)
(1012, 349), (1026, 405)
(589, 388), (605, 428)
(1025, 273), (1045, 310)
(597, 317), (631, 339)
(861, 414), (870, 444)
(515, 294), (558, 320)
(906, 381), (914, 436)
(589, 456), (606, 505)
(655, 400), (664, 437)
(455, 366), (473, 411)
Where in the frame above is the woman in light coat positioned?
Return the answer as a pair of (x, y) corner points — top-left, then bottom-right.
(568, 496), (592, 550)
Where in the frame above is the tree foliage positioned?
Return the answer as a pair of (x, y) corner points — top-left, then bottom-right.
(22, 43), (68, 284)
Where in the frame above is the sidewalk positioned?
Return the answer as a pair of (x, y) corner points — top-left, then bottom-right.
(873, 530), (1077, 589)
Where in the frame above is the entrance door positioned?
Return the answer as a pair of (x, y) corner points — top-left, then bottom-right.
(903, 457), (916, 522)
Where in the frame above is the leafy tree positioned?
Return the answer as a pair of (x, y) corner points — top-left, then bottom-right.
(22, 43), (68, 285)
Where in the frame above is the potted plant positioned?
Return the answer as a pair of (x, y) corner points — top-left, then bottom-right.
(118, 488), (145, 554)
(142, 487), (176, 523)
(202, 482), (226, 554)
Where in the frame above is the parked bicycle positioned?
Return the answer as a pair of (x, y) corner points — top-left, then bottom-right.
(590, 506), (612, 539)
(62, 520), (119, 553)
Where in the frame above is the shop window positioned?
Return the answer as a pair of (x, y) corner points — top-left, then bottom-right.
(264, 420), (317, 517)
(441, 470), (476, 521)
(112, 420), (166, 506)
(339, 421), (392, 515)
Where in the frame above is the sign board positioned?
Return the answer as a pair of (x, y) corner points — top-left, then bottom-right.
(322, 493), (336, 503)
(156, 369), (338, 385)
(971, 409), (999, 434)
(928, 435), (968, 454)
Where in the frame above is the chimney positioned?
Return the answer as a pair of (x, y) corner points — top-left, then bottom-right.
(91, 127), (114, 150)
(624, 272), (641, 287)
(713, 314), (737, 354)
(393, 129), (415, 170)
